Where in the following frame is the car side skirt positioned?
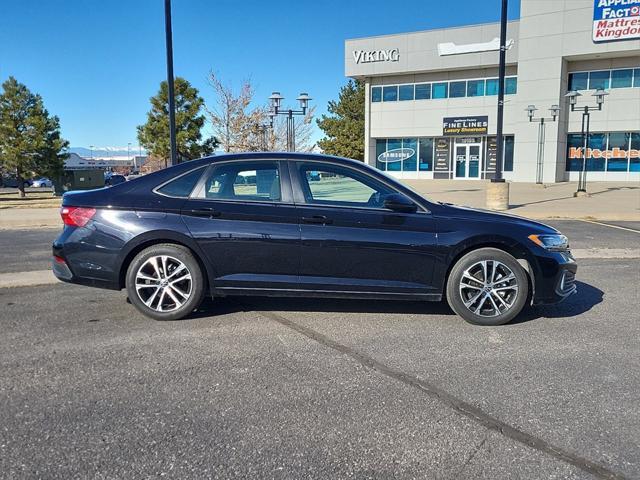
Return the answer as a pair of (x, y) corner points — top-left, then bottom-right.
(212, 286), (442, 302)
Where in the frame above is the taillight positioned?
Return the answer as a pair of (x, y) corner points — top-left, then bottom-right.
(60, 206), (96, 227)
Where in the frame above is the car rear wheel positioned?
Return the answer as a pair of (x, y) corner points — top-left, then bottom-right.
(446, 247), (529, 326)
(126, 244), (205, 321)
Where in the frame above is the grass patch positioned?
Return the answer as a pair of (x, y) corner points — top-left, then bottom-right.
(0, 191), (61, 209)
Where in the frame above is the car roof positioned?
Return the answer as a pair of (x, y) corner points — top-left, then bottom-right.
(188, 152), (364, 169)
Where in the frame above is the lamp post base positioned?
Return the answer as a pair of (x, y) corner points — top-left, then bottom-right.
(486, 181), (510, 210)
(574, 189), (590, 198)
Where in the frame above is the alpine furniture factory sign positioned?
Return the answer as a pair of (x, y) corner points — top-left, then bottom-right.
(593, 0), (640, 43)
(443, 116), (489, 136)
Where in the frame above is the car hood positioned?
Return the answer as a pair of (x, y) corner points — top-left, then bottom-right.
(436, 202), (559, 234)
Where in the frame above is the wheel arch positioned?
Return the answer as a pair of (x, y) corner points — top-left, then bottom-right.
(441, 237), (536, 300)
(117, 230), (215, 292)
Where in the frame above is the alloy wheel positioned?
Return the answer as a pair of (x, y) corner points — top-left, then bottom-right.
(459, 260), (519, 318)
(135, 255), (192, 312)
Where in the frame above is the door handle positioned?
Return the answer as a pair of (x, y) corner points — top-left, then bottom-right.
(301, 215), (332, 225)
(186, 207), (221, 218)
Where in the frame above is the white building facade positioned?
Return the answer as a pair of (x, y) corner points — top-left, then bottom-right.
(345, 0), (640, 182)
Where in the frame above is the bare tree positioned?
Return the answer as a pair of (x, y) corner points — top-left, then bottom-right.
(206, 73), (265, 152)
(207, 73), (316, 153)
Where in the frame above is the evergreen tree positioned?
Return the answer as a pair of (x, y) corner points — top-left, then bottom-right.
(0, 77), (68, 196)
(137, 77), (218, 166)
(317, 80), (365, 160)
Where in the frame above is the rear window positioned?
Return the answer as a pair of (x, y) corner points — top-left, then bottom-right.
(156, 167), (205, 198)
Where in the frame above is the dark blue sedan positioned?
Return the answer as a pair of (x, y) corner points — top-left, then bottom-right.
(53, 153), (577, 325)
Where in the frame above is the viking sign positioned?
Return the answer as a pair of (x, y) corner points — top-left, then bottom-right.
(377, 148), (415, 164)
(352, 48), (400, 64)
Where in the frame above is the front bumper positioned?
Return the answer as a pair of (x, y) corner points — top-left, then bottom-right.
(532, 250), (578, 305)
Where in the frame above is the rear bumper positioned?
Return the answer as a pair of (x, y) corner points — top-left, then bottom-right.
(52, 238), (120, 290)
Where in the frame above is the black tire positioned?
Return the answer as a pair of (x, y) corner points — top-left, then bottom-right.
(126, 243), (206, 321)
(446, 247), (529, 326)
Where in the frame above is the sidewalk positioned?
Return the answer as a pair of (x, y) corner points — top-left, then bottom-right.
(403, 180), (640, 221)
(0, 181), (638, 229)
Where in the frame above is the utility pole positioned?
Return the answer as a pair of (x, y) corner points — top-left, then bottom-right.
(164, 0), (178, 166)
(486, 0), (510, 211)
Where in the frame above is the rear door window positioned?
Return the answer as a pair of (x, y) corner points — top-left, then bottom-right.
(199, 162), (282, 202)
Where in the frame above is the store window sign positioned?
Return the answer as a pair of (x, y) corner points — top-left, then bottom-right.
(377, 148), (415, 163)
(569, 147), (640, 158)
(593, 0), (640, 43)
(443, 116), (489, 136)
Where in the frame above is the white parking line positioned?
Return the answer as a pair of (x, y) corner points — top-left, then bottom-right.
(576, 219), (640, 234)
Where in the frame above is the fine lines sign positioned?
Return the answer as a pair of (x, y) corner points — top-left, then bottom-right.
(443, 116), (489, 136)
(593, 0), (640, 42)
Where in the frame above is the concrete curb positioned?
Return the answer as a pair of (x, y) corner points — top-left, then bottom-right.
(0, 270), (59, 289)
(571, 248), (640, 259)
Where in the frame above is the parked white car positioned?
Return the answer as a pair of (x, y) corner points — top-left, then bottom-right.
(31, 177), (53, 188)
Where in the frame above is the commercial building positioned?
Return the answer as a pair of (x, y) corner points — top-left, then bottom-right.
(345, 0), (640, 182)
(64, 153), (148, 171)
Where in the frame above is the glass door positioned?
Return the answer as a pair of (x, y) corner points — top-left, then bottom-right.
(468, 145), (480, 178)
(454, 143), (482, 178)
(455, 146), (468, 178)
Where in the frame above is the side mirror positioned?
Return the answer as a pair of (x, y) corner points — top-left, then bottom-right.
(383, 193), (417, 213)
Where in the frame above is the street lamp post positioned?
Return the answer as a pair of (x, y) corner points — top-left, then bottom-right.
(268, 92), (311, 152)
(256, 123), (272, 151)
(525, 104), (560, 184)
(565, 89), (608, 195)
(164, 0), (178, 166)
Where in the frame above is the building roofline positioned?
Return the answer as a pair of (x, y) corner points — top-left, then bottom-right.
(345, 19), (520, 42)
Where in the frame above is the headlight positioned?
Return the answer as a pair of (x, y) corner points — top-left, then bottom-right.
(528, 234), (569, 251)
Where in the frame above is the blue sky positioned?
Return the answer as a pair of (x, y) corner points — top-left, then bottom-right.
(0, 0), (520, 149)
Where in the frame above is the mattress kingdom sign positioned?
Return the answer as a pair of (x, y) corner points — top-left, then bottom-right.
(593, 0), (640, 43)
(443, 116), (489, 136)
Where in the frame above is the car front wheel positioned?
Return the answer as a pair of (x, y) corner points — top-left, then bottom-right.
(446, 247), (529, 326)
(126, 244), (205, 321)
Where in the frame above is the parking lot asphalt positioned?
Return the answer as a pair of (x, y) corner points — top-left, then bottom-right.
(1, 221), (639, 479)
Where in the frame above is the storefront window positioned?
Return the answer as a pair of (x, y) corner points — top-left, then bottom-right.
(503, 136), (514, 172)
(376, 139), (387, 170)
(566, 132), (640, 173)
(568, 72), (588, 91)
(432, 82), (448, 99)
(418, 139), (434, 171)
(398, 84), (415, 101)
(402, 138), (417, 171)
(634, 69), (640, 88)
(415, 83), (431, 100)
(589, 71), (610, 90)
(386, 138), (402, 171)
(485, 79), (498, 96)
(566, 134), (584, 171)
(382, 86), (398, 102)
(606, 133), (630, 171)
(505, 77), (517, 95)
(611, 69), (633, 88)
(631, 133), (640, 172)
(467, 80), (485, 97)
(371, 86), (382, 103)
(587, 134), (606, 171)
